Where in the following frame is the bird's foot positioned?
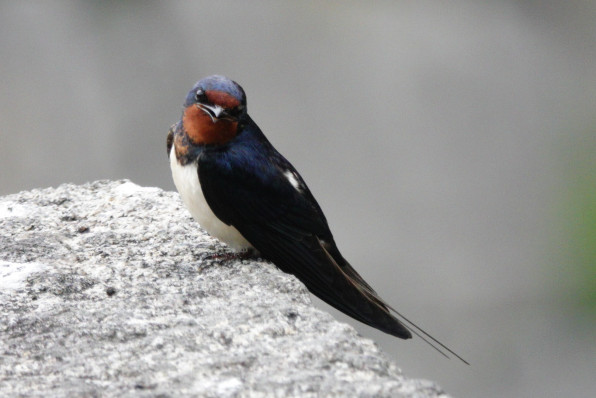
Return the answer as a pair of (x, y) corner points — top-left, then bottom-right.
(205, 248), (259, 262)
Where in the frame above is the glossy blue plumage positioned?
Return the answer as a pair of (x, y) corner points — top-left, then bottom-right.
(184, 75), (246, 108)
(169, 76), (470, 362)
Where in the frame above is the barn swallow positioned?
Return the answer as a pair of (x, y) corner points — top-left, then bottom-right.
(168, 75), (467, 363)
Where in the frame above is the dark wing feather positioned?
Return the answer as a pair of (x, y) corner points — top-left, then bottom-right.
(197, 124), (411, 339)
(166, 123), (176, 157)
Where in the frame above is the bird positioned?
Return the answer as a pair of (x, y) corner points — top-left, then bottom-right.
(167, 75), (467, 363)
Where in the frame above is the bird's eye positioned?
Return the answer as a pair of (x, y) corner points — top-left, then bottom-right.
(229, 105), (244, 117)
(195, 90), (208, 103)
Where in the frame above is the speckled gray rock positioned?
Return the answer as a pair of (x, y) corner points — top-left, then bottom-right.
(0, 180), (449, 397)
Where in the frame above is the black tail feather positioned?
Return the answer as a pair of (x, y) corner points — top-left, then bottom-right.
(386, 304), (470, 365)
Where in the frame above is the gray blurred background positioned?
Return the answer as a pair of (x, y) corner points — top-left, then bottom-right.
(1, 1), (595, 397)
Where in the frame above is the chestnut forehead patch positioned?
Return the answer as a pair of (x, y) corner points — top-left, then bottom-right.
(205, 90), (241, 109)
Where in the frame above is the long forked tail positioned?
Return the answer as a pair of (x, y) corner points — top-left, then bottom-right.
(323, 244), (469, 364)
(386, 303), (470, 365)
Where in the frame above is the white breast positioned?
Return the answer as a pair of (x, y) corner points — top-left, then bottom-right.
(169, 145), (253, 251)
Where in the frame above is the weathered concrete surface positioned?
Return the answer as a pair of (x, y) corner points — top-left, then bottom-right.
(0, 180), (449, 397)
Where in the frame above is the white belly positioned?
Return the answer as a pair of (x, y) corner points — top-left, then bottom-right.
(169, 146), (252, 251)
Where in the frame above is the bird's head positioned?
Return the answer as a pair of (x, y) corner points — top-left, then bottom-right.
(182, 75), (247, 146)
